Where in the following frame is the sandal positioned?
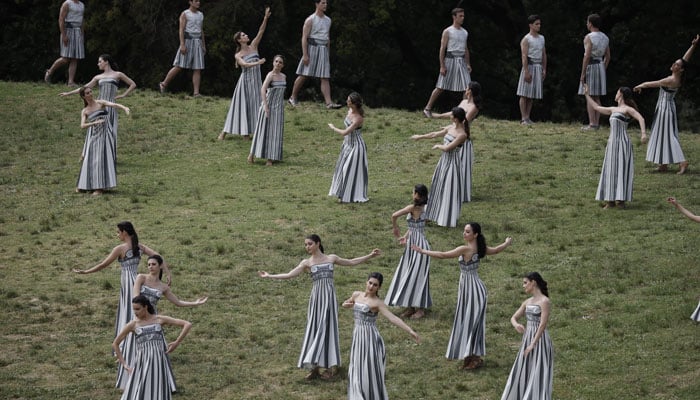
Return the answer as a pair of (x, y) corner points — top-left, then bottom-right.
(304, 368), (320, 381)
(410, 309), (425, 320)
(400, 308), (416, 318)
(460, 355), (475, 370)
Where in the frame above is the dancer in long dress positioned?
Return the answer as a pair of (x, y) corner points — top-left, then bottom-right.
(584, 85), (647, 209)
(578, 13), (610, 131)
(385, 184), (432, 320)
(219, 6), (270, 140)
(73, 87), (130, 195)
(517, 15), (547, 125)
(342, 272), (420, 400)
(667, 197), (700, 322)
(159, 0), (206, 97)
(248, 55), (286, 166)
(72, 221), (170, 388)
(634, 35), (698, 174)
(501, 272), (553, 400)
(258, 234), (381, 380)
(44, 0), (85, 86)
(412, 107), (468, 227)
(60, 54), (136, 162)
(328, 92), (368, 203)
(114, 295), (192, 400)
(412, 222), (512, 370)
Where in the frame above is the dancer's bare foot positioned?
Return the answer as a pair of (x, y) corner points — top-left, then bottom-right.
(217, 132), (226, 140)
(603, 201), (615, 209)
(304, 367), (320, 381)
(158, 82), (166, 94)
(92, 190), (103, 196)
(266, 160), (273, 166)
(410, 309), (425, 320)
(247, 154), (254, 164)
(400, 307), (416, 318)
(678, 161), (689, 175)
(656, 164), (669, 172)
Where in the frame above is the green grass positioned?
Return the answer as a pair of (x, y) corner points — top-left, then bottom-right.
(1, 81), (699, 399)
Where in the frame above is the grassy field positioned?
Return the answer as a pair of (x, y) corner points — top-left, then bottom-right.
(0, 81), (698, 400)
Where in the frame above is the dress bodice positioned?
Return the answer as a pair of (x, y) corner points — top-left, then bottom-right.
(406, 211), (427, 233)
(343, 117), (363, 144)
(140, 285), (163, 313)
(458, 253), (480, 274)
(240, 52), (260, 72)
(310, 262), (334, 282)
(353, 302), (377, 325)
(133, 323), (165, 345)
(525, 304), (542, 323)
(86, 109), (109, 122)
(659, 87), (678, 100)
(609, 112), (631, 131)
(118, 248), (140, 273)
(98, 78), (118, 101)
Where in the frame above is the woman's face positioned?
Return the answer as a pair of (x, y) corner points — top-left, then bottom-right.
(670, 59), (684, 73)
(304, 239), (318, 254)
(116, 228), (126, 241)
(273, 57), (284, 70)
(147, 259), (161, 275)
(366, 277), (381, 294)
(97, 57), (107, 70)
(463, 224), (476, 241)
(132, 303), (148, 319)
(522, 278), (536, 294)
(237, 33), (249, 45)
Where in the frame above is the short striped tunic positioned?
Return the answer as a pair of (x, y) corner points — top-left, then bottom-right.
(296, 14), (331, 78)
(250, 80), (286, 160)
(425, 134), (463, 227)
(385, 211), (432, 309)
(59, 0), (85, 59)
(645, 87), (686, 164)
(347, 303), (387, 400)
(222, 53), (262, 136)
(329, 117), (368, 203)
(120, 324), (173, 400)
(172, 9), (205, 70)
(436, 26), (471, 91)
(76, 109), (117, 191)
(577, 31), (609, 96)
(298, 263), (341, 370)
(114, 249), (139, 389)
(516, 33), (545, 99)
(596, 112), (634, 202)
(501, 304), (554, 400)
(446, 253), (487, 360)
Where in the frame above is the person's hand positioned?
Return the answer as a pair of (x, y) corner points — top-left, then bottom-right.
(302, 55), (309, 66)
(264, 6), (271, 19)
(180, 44), (187, 54)
(166, 341), (180, 354)
(542, 69), (547, 80)
(59, 91), (72, 97)
(505, 237), (514, 246)
(62, 33), (69, 46)
(264, 104), (270, 118)
(369, 248), (382, 257)
(466, 64), (472, 74)
(432, 144), (443, 150)
(692, 34), (699, 46)
(411, 331), (421, 344)
(392, 226), (400, 238)
(398, 237), (407, 245)
(524, 70), (532, 83)
(410, 244), (423, 254)
(583, 83), (589, 95)
(410, 134), (422, 141)
(257, 271), (270, 278)
(195, 296), (208, 305)
(72, 268), (86, 274)
(514, 323), (525, 334)
(439, 66), (447, 76)
(641, 133), (648, 144)
(259, 58), (266, 65)
(667, 197), (678, 205)
(123, 107), (130, 116)
(524, 343), (535, 357)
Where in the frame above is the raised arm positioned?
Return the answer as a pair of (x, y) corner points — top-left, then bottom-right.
(485, 237), (513, 256)
(332, 249), (382, 267)
(377, 302), (420, 343)
(250, 7), (271, 48)
(328, 115), (363, 136)
(583, 85), (614, 115)
(258, 260), (308, 280)
(668, 197), (700, 223)
(682, 34), (699, 62)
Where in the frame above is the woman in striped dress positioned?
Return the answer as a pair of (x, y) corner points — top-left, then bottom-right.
(501, 272), (553, 400)
(219, 7), (271, 140)
(634, 35), (698, 174)
(248, 55), (286, 165)
(584, 85), (647, 209)
(342, 272), (420, 400)
(328, 92), (368, 203)
(412, 107), (468, 227)
(73, 87), (130, 195)
(258, 234), (381, 380)
(412, 222), (513, 370)
(114, 295), (192, 400)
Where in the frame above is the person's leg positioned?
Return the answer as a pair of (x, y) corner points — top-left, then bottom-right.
(424, 88), (443, 115)
(519, 97), (530, 122)
(587, 96), (601, 127)
(290, 75), (307, 103)
(320, 78), (332, 105)
(160, 66), (182, 92)
(192, 70), (201, 96)
(46, 57), (69, 82)
(67, 59), (78, 85)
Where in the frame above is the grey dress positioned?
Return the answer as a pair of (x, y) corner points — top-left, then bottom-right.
(347, 302), (388, 400)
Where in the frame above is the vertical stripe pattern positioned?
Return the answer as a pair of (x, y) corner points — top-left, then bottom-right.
(691, 301), (700, 322)
(347, 303), (388, 400)
(436, 55), (471, 92)
(645, 87), (686, 164)
(296, 44), (331, 78)
(76, 109), (117, 191)
(59, 27), (85, 59)
(172, 38), (205, 70)
(329, 118), (368, 203)
(250, 81), (286, 160)
(577, 61), (606, 96)
(222, 53), (262, 136)
(97, 78), (119, 161)
(516, 64), (544, 99)
(595, 113), (634, 202)
(460, 139), (473, 203)
(446, 254), (487, 360)
(425, 134), (463, 227)
(114, 250), (139, 389)
(385, 212), (432, 308)
(120, 324), (173, 400)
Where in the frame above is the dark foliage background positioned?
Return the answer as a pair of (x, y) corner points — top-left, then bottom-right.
(2, 0), (699, 128)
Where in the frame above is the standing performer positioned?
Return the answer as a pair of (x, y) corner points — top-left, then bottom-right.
(584, 85), (646, 209)
(159, 0), (206, 97)
(258, 234), (381, 380)
(412, 223), (513, 370)
(219, 7), (271, 140)
(328, 92), (368, 203)
(501, 272), (553, 400)
(411, 107), (468, 227)
(423, 8), (471, 118)
(634, 35), (698, 174)
(248, 55), (286, 166)
(578, 13), (610, 131)
(288, 0), (342, 109)
(44, 0), (85, 86)
(385, 184), (432, 320)
(342, 272), (420, 399)
(667, 197), (700, 322)
(517, 15), (547, 125)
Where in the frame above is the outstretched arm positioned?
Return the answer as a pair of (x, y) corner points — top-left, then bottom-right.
(583, 84), (614, 115)
(250, 7), (271, 48)
(258, 260), (308, 279)
(411, 126), (449, 141)
(332, 249), (382, 266)
(485, 237), (513, 256)
(73, 245), (121, 273)
(682, 34), (699, 62)
(411, 244), (467, 260)
(378, 302), (420, 343)
(164, 287), (208, 307)
(668, 197), (700, 223)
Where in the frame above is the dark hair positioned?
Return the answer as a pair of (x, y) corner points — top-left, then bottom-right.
(452, 106), (467, 124)
(368, 272), (384, 287)
(527, 15), (540, 25)
(413, 184), (428, 206)
(618, 87), (639, 112)
(117, 221), (140, 258)
(132, 295), (155, 314)
(452, 8), (464, 16)
(148, 255), (164, 280)
(99, 54), (119, 71)
(525, 272), (549, 297)
(306, 234), (324, 253)
(467, 222), (487, 258)
(467, 81), (483, 111)
(233, 31), (246, 53)
(587, 14), (602, 29)
(348, 92), (364, 117)
(79, 87), (89, 106)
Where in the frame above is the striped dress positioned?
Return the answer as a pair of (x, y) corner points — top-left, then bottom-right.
(385, 211), (432, 309)
(446, 253), (487, 360)
(691, 301), (700, 322)
(577, 31), (609, 96)
(172, 9), (205, 70)
(347, 303), (387, 400)
(501, 304), (554, 400)
(114, 250), (140, 389)
(425, 134), (463, 227)
(59, 0), (85, 59)
(596, 112), (634, 202)
(329, 117), (368, 203)
(120, 324), (173, 400)
(250, 80), (286, 160)
(298, 263), (341, 370)
(76, 109), (117, 191)
(98, 78), (119, 161)
(645, 87), (686, 164)
(461, 138), (473, 203)
(222, 53), (262, 136)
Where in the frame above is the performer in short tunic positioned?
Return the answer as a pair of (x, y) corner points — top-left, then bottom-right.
(329, 117), (368, 203)
(76, 109), (117, 191)
(222, 52), (262, 137)
(577, 30), (609, 96)
(595, 112), (634, 203)
(436, 26), (470, 91)
(446, 253), (487, 361)
(114, 249), (139, 389)
(645, 87), (686, 165)
(60, 0), (85, 59)
(517, 31), (546, 100)
(296, 13), (331, 79)
(425, 134), (463, 227)
(501, 304), (554, 400)
(172, 8), (205, 70)
(250, 80), (286, 161)
(347, 302), (387, 400)
(119, 324), (173, 400)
